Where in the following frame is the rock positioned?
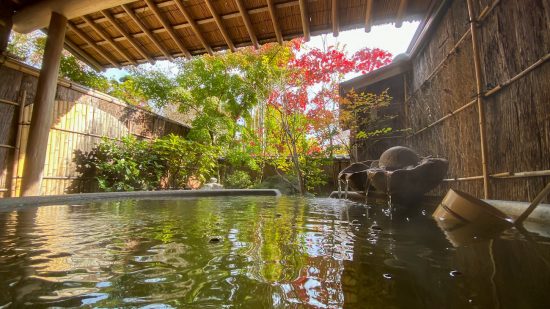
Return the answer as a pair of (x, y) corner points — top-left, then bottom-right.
(337, 146), (448, 202)
(379, 146), (420, 171)
(209, 236), (222, 243)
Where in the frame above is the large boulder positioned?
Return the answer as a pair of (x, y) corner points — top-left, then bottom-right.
(379, 146), (420, 171)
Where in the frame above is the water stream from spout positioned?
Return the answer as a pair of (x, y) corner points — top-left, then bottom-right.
(344, 177), (350, 200)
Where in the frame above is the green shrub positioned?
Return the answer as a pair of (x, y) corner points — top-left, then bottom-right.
(153, 134), (219, 188)
(88, 136), (163, 192)
(224, 170), (253, 189)
(81, 134), (219, 192)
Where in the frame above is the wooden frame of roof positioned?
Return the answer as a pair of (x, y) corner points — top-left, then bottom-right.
(5, 0), (435, 70)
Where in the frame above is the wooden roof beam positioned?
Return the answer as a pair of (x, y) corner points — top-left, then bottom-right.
(81, 15), (136, 65)
(235, 0), (259, 49)
(64, 38), (104, 71)
(332, 0), (339, 37)
(396, 0), (408, 28)
(143, 0), (191, 59)
(67, 22), (120, 68)
(75, 1), (306, 31)
(204, 0), (236, 52)
(122, 4), (173, 60)
(266, 0), (283, 44)
(101, 9), (153, 63)
(173, 0), (213, 55)
(298, 0), (310, 41)
(365, 0), (373, 32)
(12, 0), (137, 33)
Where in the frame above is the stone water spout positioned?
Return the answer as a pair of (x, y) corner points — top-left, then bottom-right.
(338, 146), (449, 201)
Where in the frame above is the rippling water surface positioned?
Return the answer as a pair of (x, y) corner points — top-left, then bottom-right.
(1, 196), (549, 308)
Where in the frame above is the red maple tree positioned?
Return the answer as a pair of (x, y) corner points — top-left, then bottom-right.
(266, 38), (392, 193)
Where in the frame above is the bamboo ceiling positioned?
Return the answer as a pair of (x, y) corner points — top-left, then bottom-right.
(9, 0), (435, 70)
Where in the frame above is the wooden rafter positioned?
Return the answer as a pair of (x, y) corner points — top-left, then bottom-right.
(298, 0), (310, 41)
(332, 0), (339, 37)
(235, 0), (259, 49)
(64, 38), (104, 71)
(67, 22), (120, 68)
(143, 0), (191, 59)
(204, 0), (236, 52)
(81, 15), (136, 65)
(396, 0), (408, 28)
(101, 9), (153, 62)
(365, 0), (373, 32)
(12, 0), (137, 33)
(266, 0), (283, 44)
(173, 0), (213, 55)
(76, 0), (306, 29)
(122, 4), (173, 60)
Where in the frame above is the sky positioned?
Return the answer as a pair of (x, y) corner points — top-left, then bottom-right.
(103, 21), (420, 81)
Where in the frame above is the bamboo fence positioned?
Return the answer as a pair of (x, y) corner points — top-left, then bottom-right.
(403, 0), (550, 201)
(0, 57), (189, 197)
(354, 0), (549, 202)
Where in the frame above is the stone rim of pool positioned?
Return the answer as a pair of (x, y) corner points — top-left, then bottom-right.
(0, 189), (281, 209)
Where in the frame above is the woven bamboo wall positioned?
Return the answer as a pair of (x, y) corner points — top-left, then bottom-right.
(401, 0), (550, 201)
(0, 57), (189, 197)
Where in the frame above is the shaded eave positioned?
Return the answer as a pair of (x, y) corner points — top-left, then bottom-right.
(339, 0), (452, 96)
(6, 0), (438, 70)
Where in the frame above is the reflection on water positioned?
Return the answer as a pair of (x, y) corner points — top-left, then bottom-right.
(0, 197), (549, 308)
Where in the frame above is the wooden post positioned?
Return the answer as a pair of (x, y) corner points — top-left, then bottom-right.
(21, 12), (67, 196)
(466, 0), (490, 199)
(10, 90), (27, 197)
(0, 5), (13, 53)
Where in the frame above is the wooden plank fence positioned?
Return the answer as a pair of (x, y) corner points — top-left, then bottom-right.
(0, 56), (189, 197)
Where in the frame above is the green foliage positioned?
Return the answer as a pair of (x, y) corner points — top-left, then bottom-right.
(59, 55), (111, 92)
(253, 175), (299, 195)
(87, 136), (163, 192)
(300, 156), (329, 193)
(153, 134), (219, 188)
(81, 134), (218, 192)
(224, 170), (253, 189)
(338, 89), (395, 158)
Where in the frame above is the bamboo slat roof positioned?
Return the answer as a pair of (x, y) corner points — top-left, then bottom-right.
(9, 0), (436, 70)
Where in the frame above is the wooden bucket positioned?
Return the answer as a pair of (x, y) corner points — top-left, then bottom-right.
(433, 189), (513, 246)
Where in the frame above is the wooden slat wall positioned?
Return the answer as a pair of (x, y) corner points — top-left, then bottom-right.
(0, 57), (189, 197)
(402, 0), (550, 201)
(353, 0), (549, 202)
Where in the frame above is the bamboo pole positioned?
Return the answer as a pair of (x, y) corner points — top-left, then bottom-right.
(515, 183), (550, 224)
(10, 90), (26, 197)
(0, 98), (19, 106)
(444, 170), (550, 182)
(21, 12), (67, 197)
(409, 51), (549, 136)
(468, 0), (489, 198)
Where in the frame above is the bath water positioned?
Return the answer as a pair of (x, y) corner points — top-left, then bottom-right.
(0, 196), (549, 308)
